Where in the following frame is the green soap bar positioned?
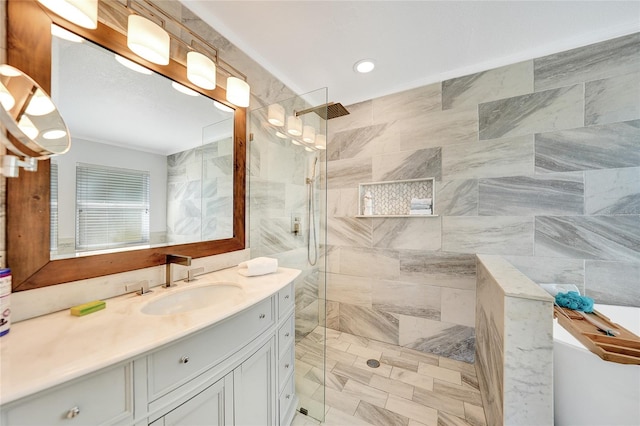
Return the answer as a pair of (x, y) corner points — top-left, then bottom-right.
(70, 300), (106, 316)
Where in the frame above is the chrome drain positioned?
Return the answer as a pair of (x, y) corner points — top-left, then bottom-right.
(366, 359), (380, 368)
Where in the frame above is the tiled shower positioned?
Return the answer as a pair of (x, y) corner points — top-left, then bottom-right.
(325, 32), (640, 363)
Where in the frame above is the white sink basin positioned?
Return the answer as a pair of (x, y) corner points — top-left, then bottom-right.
(141, 283), (245, 315)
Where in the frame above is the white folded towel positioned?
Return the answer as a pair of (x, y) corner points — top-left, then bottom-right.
(238, 257), (278, 277)
(409, 209), (432, 215)
(410, 198), (432, 209)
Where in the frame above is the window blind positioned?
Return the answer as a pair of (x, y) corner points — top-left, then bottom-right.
(76, 162), (150, 251)
(50, 162), (58, 251)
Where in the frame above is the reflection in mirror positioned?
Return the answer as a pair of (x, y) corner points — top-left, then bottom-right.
(49, 28), (234, 260)
(0, 64), (71, 162)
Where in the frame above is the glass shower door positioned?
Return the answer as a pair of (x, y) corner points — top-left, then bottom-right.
(249, 88), (328, 422)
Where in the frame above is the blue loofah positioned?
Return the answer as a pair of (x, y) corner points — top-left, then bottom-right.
(555, 291), (594, 313)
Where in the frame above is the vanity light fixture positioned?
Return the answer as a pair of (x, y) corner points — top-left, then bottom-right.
(25, 89), (56, 116)
(275, 131), (288, 139)
(51, 24), (83, 43)
(291, 139), (302, 146)
(286, 115), (302, 136)
(315, 134), (327, 150)
(43, 129), (68, 140)
(18, 116), (39, 139)
(304, 146), (314, 152)
(38, 0), (98, 29)
(302, 125), (316, 144)
(114, 54), (152, 75)
(267, 104), (285, 127)
(226, 77), (250, 108)
(127, 14), (170, 66)
(171, 82), (199, 97)
(0, 83), (15, 111)
(354, 59), (375, 73)
(187, 51), (216, 90)
(214, 101), (234, 113)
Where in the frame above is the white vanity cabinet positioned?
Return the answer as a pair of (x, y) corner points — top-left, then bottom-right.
(1, 280), (298, 426)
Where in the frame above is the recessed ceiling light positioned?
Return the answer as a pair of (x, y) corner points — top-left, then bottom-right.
(354, 59), (375, 73)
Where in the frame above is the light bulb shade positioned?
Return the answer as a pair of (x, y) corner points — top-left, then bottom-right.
(25, 89), (56, 116)
(18, 115), (39, 139)
(43, 129), (68, 140)
(302, 125), (316, 144)
(286, 115), (302, 136)
(267, 104), (285, 126)
(315, 134), (327, 150)
(127, 15), (170, 65)
(226, 77), (250, 107)
(114, 54), (152, 75)
(38, 0), (98, 29)
(187, 51), (216, 90)
(275, 131), (288, 139)
(51, 24), (84, 43)
(0, 83), (16, 111)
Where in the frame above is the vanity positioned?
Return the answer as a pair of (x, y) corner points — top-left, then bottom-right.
(0, 267), (300, 425)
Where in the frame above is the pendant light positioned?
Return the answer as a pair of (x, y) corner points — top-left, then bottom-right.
(38, 0), (98, 29)
(127, 14), (170, 65)
(286, 115), (302, 136)
(315, 134), (327, 150)
(302, 125), (316, 144)
(267, 104), (285, 126)
(187, 51), (216, 90)
(0, 83), (15, 111)
(226, 76), (250, 107)
(18, 116), (39, 139)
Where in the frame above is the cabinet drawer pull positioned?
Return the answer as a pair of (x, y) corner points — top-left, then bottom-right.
(66, 406), (80, 419)
(259, 313), (266, 319)
(284, 295), (290, 300)
(286, 394), (291, 400)
(180, 356), (190, 364)
(285, 363), (290, 369)
(284, 332), (290, 337)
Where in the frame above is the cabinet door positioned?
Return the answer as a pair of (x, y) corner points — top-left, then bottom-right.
(233, 338), (276, 426)
(150, 374), (233, 426)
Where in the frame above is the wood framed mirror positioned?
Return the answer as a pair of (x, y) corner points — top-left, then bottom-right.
(6, 0), (246, 292)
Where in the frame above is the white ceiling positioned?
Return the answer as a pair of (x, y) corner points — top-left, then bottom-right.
(182, 1), (640, 107)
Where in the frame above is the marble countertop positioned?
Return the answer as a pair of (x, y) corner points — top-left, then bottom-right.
(477, 254), (554, 302)
(0, 266), (300, 405)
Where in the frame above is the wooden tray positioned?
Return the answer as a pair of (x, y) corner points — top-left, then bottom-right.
(553, 306), (640, 365)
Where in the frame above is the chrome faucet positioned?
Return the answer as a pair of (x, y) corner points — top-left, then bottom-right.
(165, 254), (192, 288)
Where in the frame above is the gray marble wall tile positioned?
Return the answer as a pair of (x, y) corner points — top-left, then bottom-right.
(479, 84), (584, 140)
(332, 123), (388, 161)
(503, 256), (585, 287)
(398, 251), (477, 290)
(585, 260), (640, 307)
(326, 300), (340, 331)
(327, 217), (372, 247)
(585, 167), (640, 215)
(372, 147), (441, 182)
(325, 272), (372, 307)
(585, 72), (640, 126)
(327, 188), (359, 217)
(435, 179), (478, 216)
(339, 303), (400, 345)
(249, 179), (286, 216)
(440, 288), (476, 327)
(327, 157), (372, 189)
(442, 217), (534, 255)
(257, 217), (303, 255)
(372, 217), (442, 251)
(534, 32), (640, 92)
(442, 61), (533, 110)
(442, 135), (534, 180)
(535, 120), (640, 173)
(338, 247), (400, 280)
(478, 172), (584, 216)
(398, 315), (475, 363)
(372, 280), (441, 320)
(329, 100), (373, 134)
(535, 215), (640, 261)
(398, 107), (478, 152)
(372, 83), (442, 122)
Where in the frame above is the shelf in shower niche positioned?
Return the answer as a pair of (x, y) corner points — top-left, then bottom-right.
(355, 214), (439, 218)
(357, 178), (435, 217)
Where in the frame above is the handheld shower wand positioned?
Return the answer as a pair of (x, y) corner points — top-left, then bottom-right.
(306, 156), (318, 266)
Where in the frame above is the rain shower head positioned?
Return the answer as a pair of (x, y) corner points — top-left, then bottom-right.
(295, 102), (350, 120)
